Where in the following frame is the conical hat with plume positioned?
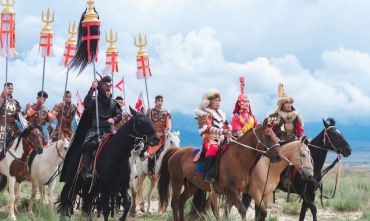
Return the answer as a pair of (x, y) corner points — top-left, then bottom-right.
(277, 83), (294, 107)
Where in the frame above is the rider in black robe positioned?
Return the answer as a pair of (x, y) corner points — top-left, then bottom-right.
(60, 76), (122, 182)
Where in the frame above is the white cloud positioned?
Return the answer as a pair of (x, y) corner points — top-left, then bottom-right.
(1, 27), (368, 125)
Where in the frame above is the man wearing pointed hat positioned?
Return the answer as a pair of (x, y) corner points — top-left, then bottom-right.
(60, 76), (122, 181)
(270, 83), (304, 143)
(231, 78), (258, 138)
(194, 89), (232, 183)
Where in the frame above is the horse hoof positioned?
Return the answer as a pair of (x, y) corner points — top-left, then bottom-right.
(140, 207), (145, 213)
(9, 214), (16, 221)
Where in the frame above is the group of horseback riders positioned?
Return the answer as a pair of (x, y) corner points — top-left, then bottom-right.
(195, 79), (304, 183)
(0, 74), (304, 186)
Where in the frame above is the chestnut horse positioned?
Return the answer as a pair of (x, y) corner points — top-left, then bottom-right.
(0, 125), (44, 220)
(158, 119), (281, 221)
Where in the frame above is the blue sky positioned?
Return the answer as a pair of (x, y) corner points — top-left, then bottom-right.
(2, 0), (370, 125)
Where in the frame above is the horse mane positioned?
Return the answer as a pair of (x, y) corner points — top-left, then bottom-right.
(15, 125), (43, 151)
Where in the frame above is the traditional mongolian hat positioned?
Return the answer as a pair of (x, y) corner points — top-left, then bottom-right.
(199, 88), (221, 109)
(277, 83), (294, 109)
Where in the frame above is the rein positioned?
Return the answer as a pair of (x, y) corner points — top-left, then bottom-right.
(229, 128), (280, 154)
(44, 140), (67, 186)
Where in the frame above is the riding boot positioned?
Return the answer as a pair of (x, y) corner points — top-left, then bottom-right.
(81, 152), (93, 179)
(148, 156), (155, 176)
(203, 156), (216, 183)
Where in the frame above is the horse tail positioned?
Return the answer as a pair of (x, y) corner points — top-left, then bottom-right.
(56, 181), (77, 216)
(0, 174), (7, 192)
(190, 189), (207, 215)
(158, 147), (179, 212)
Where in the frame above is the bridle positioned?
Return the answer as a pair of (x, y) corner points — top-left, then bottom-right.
(230, 127), (280, 155)
(128, 114), (156, 147)
(308, 126), (342, 154)
(280, 138), (314, 173)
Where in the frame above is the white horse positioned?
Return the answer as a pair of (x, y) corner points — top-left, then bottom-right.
(15, 138), (70, 212)
(134, 131), (180, 213)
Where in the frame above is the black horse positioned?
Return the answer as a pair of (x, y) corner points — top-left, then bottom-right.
(57, 108), (159, 221)
(275, 118), (352, 221)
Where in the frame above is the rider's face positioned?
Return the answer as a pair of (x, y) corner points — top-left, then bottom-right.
(64, 93), (72, 103)
(102, 82), (112, 97)
(210, 97), (221, 110)
(37, 97), (46, 106)
(155, 99), (163, 109)
(282, 102), (292, 112)
(4, 85), (13, 96)
(116, 99), (124, 107)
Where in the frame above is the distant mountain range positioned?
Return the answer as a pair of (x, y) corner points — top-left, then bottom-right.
(171, 112), (370, 165)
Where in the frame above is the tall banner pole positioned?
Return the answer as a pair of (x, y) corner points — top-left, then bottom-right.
(69, 0), (101, 143)
(39, 8), (54, 99)
(1, 0), (17, 150)
(62, 21), (77, 93)
(134, 33), (152, 110)
(103, 29), (119, 97)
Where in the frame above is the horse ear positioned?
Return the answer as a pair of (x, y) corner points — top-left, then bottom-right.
(129, 106), (137, 116)
(262, 118), (268, 129)
(322, 118), (329, 128)
(140, 106), (146, 113)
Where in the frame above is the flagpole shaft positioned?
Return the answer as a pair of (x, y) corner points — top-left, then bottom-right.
(93, 60), (100, 142)
(144, 77), (150, 109)
(41, 56), (46, 93)
(64, 67), (70, 93)
(4, 55), (8, 152)
(111, 72), (114, 98)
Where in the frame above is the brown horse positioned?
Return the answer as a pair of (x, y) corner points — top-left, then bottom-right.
(0, 125), (45, 220)
(212, 138), (314, 220)
(158, 119), (281, 221)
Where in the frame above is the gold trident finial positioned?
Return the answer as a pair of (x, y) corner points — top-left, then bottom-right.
(1, 0), (15, 15)
(134, 33), (148, 56)
(66, 21), (77, 45)
(83, 0), (99, 23)
(105, 29), (118, 53)
(40, 8), (55, 35)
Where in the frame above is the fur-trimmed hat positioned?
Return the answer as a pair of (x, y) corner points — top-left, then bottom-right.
(199, 88), (221, 109)
(277, 83), (294, 108)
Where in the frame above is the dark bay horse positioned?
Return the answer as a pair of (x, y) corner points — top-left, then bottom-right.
(158, 119), (281, 221)
(276, 118), (351, 221)
(57, 108), (159, 221)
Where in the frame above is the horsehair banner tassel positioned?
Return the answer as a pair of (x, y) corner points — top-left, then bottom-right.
(70, 0), (100, 75)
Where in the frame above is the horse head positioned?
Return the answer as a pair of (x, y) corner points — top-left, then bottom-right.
(255, 118), (282, 163)
(322, 118), (351, 157)
(287, 137), (314, 181)
(129, 106), (159, 148)
(18, 125), (45, 155)
(165, 131), (181, 148)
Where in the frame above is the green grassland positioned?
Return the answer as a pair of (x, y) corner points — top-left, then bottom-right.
(0, 167), (369, 220)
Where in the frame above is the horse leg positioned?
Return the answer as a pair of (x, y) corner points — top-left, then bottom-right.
(119, 190), (131, 221)
(7, 176), (16, 220)
(28, 183), (37, 212)
(306, 192), (317, 221)
(39, 186), (45, 204)
(170, 181), (182, 221)
(299, 200), (309, 221)
(129, 186), (137, 216)
(14, 182), (21, 212)
(47, 178), (57, 205)
(208, 192), (219, 220)
(227, 191), (247, 220)
(147, 179), (156, 212)
(255, 204), (267, 221)
(179, 184), (197, 221)
(135, 173), (146, 213)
